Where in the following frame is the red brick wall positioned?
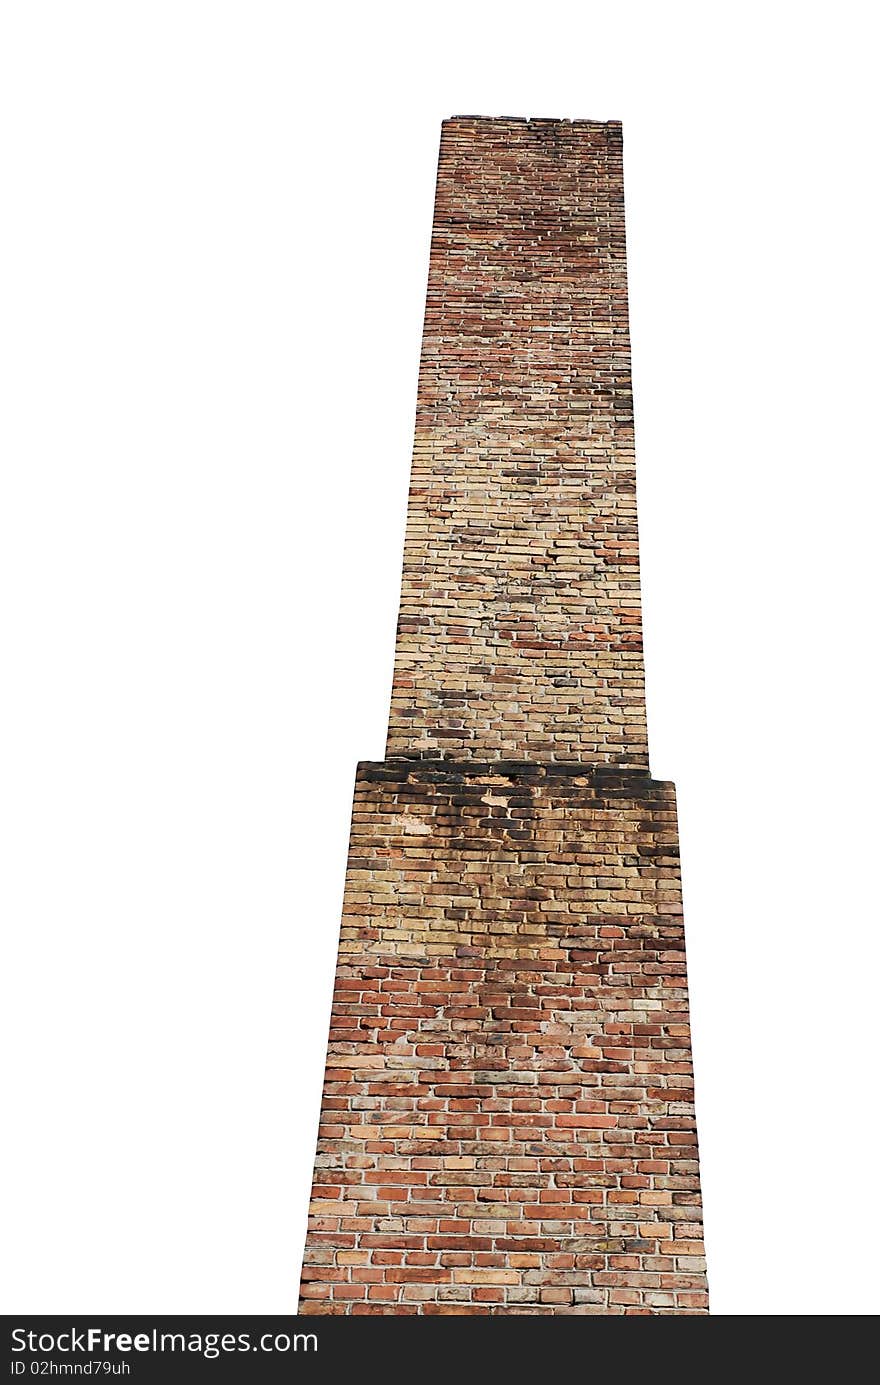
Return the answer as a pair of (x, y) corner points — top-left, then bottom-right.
(300, 117), (708, 1314)
(387, 118), (647, 766)
(300, 764), (707, 1314)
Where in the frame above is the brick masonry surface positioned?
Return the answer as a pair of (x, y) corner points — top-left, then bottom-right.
(386, 117), (647, 766)
(300, 117), (708, 1315)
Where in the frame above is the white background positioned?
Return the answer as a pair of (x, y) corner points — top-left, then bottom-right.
(2, 2), (878, 1316)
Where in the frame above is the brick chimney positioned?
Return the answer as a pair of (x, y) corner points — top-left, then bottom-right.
(299, 117), (709, 1315)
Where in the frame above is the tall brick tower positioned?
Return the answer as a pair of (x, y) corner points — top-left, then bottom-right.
(299, 117), (708, 1315)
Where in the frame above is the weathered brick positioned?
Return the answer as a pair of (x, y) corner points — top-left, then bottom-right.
(299, 115), (708, 1316)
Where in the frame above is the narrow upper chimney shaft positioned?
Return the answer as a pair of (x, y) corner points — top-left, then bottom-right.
(386, 118), (648, 767)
